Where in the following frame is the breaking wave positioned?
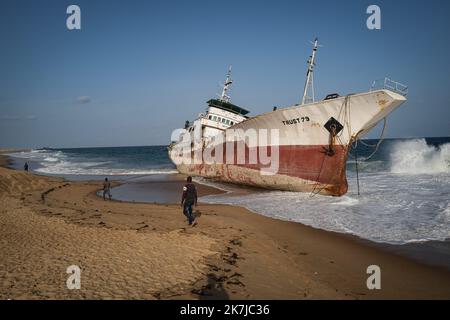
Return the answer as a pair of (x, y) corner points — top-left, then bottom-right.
(34, 164), (177, 176)
(390, 139), (450, 174)
(8, 147), (177, 176)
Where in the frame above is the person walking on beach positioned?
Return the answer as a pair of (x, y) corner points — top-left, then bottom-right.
(103, 178), (112, 200)
(24, 162), (29, 172)
(181, 176), (197, 225)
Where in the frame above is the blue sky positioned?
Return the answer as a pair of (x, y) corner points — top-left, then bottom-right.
(1, 0), (449, 148)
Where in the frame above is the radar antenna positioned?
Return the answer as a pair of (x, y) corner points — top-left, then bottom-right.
(219, 66), (233, 102)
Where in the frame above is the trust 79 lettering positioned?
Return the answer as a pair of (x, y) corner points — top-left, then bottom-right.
(282, 116), (310, 125)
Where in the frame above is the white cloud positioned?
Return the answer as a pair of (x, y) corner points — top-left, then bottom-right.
(77, 96), (91, 104)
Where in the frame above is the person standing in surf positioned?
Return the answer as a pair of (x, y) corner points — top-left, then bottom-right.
(103, 177), (112, 200)
(181, 176), (197, 225)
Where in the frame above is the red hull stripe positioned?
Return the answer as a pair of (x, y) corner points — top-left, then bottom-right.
(200, 143), (349, 186)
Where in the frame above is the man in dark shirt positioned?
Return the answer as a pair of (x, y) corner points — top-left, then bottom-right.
(181, 176), (197, 225)
(103, 177), (112, 200)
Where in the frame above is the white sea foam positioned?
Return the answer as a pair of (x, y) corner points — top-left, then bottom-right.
(330, 195), (359, 206)
(9, 149), (177, 176)
(390, 139), (450, 174)
(34, 167), (178, 175)
(34, 161), (178, 175)
(43, 157), (59, 162)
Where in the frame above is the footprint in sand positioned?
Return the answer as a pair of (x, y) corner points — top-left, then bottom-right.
(136, 224), (149, 231)
(229, 239), (242, 246)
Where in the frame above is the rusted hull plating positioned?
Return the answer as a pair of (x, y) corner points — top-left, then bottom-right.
(175, 144), (350, 196)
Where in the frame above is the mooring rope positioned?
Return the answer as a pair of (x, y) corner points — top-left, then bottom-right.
(358, 117), (387, 161)
(354, 142), (360, 196)
(349, 117), (388, 195)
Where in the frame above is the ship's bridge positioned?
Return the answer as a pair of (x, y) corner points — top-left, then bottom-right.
(206, 99), (249, 116)
(180, 99), (250, 144)
(204, 98), (248, 126)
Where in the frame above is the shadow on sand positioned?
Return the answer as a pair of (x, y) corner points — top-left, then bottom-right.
(193, 273), (230, 300)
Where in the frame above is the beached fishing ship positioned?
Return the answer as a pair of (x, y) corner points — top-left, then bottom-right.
(168, 38), (407, 196)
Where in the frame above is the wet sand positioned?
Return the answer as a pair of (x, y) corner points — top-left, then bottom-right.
(1, 152), (450, 299)
(109, 174), (225, 204)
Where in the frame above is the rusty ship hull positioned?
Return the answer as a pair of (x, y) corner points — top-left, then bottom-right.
(169, 89), (406, 196)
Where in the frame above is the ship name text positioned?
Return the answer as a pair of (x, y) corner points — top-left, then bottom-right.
(282, 117), (310, 125)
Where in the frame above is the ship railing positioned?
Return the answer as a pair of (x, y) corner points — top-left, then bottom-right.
(370, 77), (408, 97)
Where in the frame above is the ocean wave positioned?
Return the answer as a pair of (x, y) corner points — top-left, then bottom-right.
(402, 238), (436, 244)
(389, 138), (450, 174)
(34, 165), (178, 176)
(8, 149), (66, 161)
(347, 160), (387, 173)
(43, 157), (59, 162)
(10, 148), (177, 176)
(35, 160), (177, 176)
(7, 151), (41, 159)
(200, 171), (450, 245)
(330, 196), (359, 206)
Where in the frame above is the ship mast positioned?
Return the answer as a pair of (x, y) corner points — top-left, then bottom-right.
(301, 38), (319, 105)
(220, 66), (233, 102)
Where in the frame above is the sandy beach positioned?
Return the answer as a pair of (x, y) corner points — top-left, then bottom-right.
(1, 152), (450, 300)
